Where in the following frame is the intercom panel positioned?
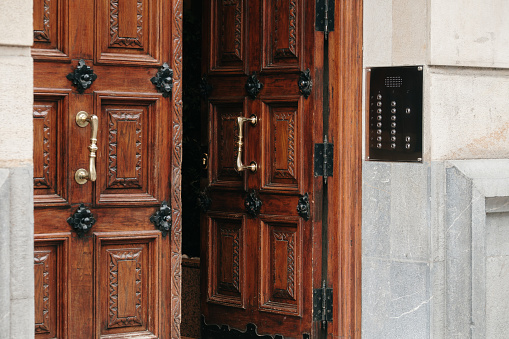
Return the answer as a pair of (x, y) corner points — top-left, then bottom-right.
(367, 66), (423, 162)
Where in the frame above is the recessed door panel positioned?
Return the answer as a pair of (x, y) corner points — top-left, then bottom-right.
(32, 0), (69, 60)
(34, 236), (69, 339)
(262, 0), (303, 71)
(207, 214), (245, 308)
(259, 217), (302, 316)
(261, 99), (302, 193)
(33, 92), (69, 205)
(95, 233), (160, 338)
(208, 0), (248, 74)
(95, 0), (161, 65)
(95, 94), (165, 206)
(209, 101), (244, 188)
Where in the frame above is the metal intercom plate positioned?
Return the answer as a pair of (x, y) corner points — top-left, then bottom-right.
(367, 66), (423, 162)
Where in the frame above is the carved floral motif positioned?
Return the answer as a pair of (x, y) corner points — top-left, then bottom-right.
(273, 230), (296, 299)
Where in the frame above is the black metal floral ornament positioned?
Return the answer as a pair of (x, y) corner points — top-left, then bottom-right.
(150, 201), (172, 237)
(66, 59), (98, 94)
(151, 63), (174, 98)
(245, 72), (264, 99)
(298, 68), (312, 99)
(67, 203), (96, 237)
(297, 193), (310, 221)
(197, 189), (212, 213)
(245, 190), (263, 218)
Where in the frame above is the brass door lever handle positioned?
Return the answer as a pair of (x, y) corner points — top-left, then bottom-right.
(75, 111), (98, 184)
(235, 114), (257, 173)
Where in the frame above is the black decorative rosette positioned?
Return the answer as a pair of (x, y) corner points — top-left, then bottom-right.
(200, 75), (213, 99)
(245, 72), (264, 99)
(66, 59), (98, 94)
(244, 190), (262, 218)
(297, 193), (311, 221)
(298, 68), (312, 99)
(150, 201), (172, 237)
(197, 189), (212, 213)
(151, 63), (174, 98)
(67, 203), (96, 237)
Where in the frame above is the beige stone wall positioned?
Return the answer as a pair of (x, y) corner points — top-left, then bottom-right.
(0, 0), (34, 337)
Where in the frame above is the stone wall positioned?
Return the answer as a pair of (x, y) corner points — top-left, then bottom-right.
(0, 0), (34, 337)
(363, 0), (509, 338)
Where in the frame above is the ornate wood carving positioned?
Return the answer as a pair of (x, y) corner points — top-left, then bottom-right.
(109, 0), (144, 48)
(34, 0), (51, 42)
(33, 105), (52, 189)
(66, 60), (98, 94)
(67, 203), (96, 237)
(273, 111), (296, 179)
(218, 226), (240, 293)
(107, 109), (143, 188)
(272, 231), (295, 300)
(34, 250), (51, 334)
(201, 316), (286, 339)
(151, 63), (174, 97)
(296, 193), (310, 221)
(107, 248), (143, 328)
(298, 69), (312, 98)
(245, 190), (262, 217)
(273, 0), (297, 58)
(245, 72), (263, 99)
(171, 0), (183, 335)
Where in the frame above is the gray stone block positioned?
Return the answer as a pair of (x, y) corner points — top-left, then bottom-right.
(362, 161), (391, 258)
(0, 169), (10, 338)
(9, 297), (34, 338)
(362, 257), (431, 339)
(8, 166), (33, 301)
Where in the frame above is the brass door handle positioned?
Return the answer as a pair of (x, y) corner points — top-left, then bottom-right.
(75, 111), (98, 184)
(235, 115), (257, 173)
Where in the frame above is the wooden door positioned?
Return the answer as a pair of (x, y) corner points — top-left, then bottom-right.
(32, 0), (182, 338)
(201, 0), (323, 337)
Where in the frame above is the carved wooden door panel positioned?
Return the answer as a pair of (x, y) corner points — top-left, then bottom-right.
(32, 0), (182, 338)
(201, 0), (322, 338)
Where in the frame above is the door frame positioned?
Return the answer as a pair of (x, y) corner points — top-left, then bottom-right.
(170, 0), (184, 338)
(327, 1), (362, 337)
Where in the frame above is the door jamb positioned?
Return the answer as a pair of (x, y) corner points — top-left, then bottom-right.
(327, 1), (363, 338)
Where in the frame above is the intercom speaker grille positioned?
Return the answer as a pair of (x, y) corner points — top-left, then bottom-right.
(385, 76), (403, 88)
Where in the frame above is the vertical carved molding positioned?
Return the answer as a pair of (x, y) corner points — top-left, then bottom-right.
(34, 251), (51, 334)
(34, 0), (51, 42)
(109, 0), (144, 48)
(273, 111), (296, 178)
(272, 231), (296, 300)
(33, 105), (52, 189)
(171, 0), (183, 336)
(107, 110), (143, 188)
(107, 249), (143, 328)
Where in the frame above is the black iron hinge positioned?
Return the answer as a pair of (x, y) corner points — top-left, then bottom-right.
(314, 136), (334, 184)
(313, 281), (333, 324)
(315, 0), (335, 39)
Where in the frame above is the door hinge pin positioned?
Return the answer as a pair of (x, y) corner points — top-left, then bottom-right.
(314, 137), (334, 184)
(324, 0), (329, 39)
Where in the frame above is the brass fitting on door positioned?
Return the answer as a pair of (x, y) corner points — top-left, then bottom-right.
(235, 114), (258, 173)
(75, 111), (98, 184)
